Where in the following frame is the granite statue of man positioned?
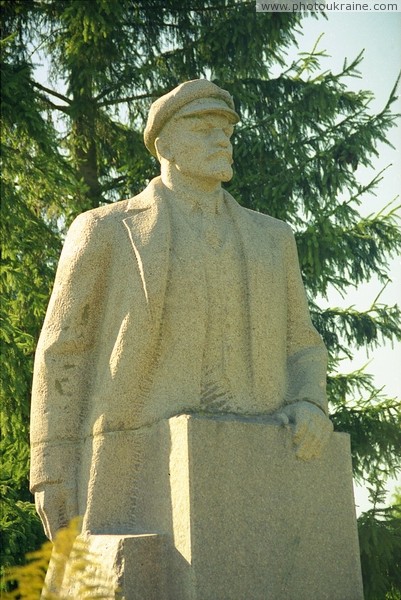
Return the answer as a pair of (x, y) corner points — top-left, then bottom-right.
(30, 79), (333, 541)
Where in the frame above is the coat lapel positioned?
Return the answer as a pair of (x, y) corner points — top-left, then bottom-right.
(224, 190), (274, 297)
(123, 177), (171, 327)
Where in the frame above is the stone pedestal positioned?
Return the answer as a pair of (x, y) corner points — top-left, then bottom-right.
(166, 415), (363, 599)
(62, 415), (363, 599)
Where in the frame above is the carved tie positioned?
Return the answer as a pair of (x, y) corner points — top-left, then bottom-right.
(201, 212), (225, 250)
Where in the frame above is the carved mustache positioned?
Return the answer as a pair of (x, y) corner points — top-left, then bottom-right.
(207, 150), (233, 164)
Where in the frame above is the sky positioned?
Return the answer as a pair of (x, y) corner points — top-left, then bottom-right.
(288, 12), (401, 513)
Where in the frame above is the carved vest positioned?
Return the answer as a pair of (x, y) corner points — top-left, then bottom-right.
(146, 194), (253, 412)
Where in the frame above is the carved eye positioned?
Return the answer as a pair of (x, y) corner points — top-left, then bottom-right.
(191, 125), (210, 133)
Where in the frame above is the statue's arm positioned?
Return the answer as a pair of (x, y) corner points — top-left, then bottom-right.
(30, 211), (109, 538)
(283, 224), (328, 412)
(275, 225), (333, 460)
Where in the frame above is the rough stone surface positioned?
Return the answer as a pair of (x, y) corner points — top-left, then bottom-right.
(60, 417), (362, 600)
(30, 80), (331, 538)
(29, 79), (360, 597)
(166, 415), (363, 600)
(61, 534), (168, 600)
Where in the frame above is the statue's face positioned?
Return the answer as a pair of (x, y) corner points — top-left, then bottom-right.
(165, 112), (234, 184)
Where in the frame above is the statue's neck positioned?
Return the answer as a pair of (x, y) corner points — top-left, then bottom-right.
(161, 169), (224, 214)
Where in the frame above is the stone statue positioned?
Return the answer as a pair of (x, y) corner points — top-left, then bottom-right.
(30, 79), (333, 542)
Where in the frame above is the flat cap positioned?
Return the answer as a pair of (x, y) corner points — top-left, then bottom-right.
(144, 79), (240, 157)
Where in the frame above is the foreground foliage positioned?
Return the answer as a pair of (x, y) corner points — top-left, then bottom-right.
(1, 1), (400, 596)
(3, 518), (116, 599)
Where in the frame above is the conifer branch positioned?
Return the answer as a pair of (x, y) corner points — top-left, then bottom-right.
(32, 81), (71, 105)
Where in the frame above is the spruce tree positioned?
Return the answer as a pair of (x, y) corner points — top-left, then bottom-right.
(1, 1), (400, 596)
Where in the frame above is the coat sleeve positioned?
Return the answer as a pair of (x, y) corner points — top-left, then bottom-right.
(30, 211), (110, 492)
(283, 225), (328, 415)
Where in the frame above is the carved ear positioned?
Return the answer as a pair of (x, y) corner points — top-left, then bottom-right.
(155, 137), (174, 162)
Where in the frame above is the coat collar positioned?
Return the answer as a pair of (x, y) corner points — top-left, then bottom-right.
(127, 177), (163, 212)
(123, 175), (273, 317)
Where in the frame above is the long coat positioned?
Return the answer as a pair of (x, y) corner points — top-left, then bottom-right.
(30, 177), (327, 533)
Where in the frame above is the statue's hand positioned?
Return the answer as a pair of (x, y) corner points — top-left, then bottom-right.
(275, 400), (333, 461)
(34, 483), (78, 541)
